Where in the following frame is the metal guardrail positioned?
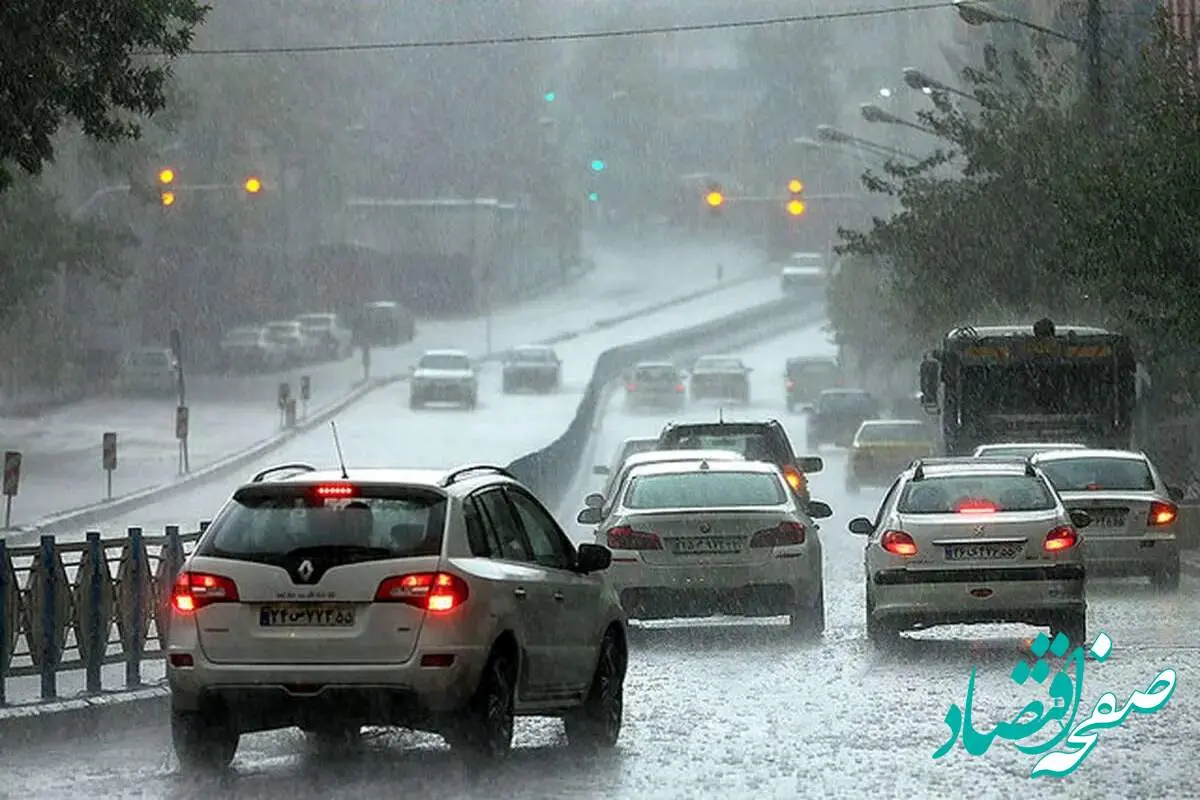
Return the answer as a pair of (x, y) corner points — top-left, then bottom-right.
(0, 524), (205, 705)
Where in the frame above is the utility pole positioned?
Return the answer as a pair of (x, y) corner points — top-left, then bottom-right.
(1084, 0), (1105, 121)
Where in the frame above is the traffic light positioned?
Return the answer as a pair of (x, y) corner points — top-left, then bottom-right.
(704, 184), (725, 210)
(587, 191), (599, 202)
(244, 176), (263, 194)
(544, 90), (556, 103)
(159, 167), (176, 206)
(589, 159), (606, 173)
(786, 178), (806, 217)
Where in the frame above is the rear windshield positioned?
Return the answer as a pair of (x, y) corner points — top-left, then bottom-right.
(897, 475), (1056, 514)
(198, 487), (447, 563)
(789, 361), (839, 379)
(510, 349), (554, 362)
(660, 429), (785, 464)
(694, 358), (742, 371)
(856, 424), (929, 444)
(1038, 458), (1155, 492)
(634, 365), (678, 381)
(420, 354), (469, 370)
(819, 392), (875, 413)
(623, 471), (786, 509)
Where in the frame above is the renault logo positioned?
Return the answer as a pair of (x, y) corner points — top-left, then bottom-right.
(972, 524), (986, 537)
(297, 560), (315, 581)
(699, 522), (712, 533)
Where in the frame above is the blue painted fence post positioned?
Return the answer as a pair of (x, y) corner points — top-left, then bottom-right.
(0, 538), (7, 707)
(125, 526), (144, 688)
(39, 534), (56, 700)
(85, 531), (104, 694)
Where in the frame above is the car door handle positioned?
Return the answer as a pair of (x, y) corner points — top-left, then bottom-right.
(553, 591), (565, 602)
(514, 587), (527, 599)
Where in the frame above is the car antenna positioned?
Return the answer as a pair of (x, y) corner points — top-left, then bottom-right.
(331, 421), (349, 479)
(719, 407), (724, 424)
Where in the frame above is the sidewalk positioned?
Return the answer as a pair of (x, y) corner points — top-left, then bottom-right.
(0, 235), (768, 527)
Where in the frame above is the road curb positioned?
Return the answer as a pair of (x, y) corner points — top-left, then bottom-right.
(4, 272), (771, 537)
(0, 684), (168, 751)
(1181, 553), (1200, 578)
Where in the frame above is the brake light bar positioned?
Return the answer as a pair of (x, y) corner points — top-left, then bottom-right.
(1043, 525), (1079, 552)
(172, 571), (240, 613)
(606, 526), (663, 550)
(750, 521), (806, 547)
(375, 572), (469, 612)
(315, 483), (356, 498)
(1148, 501), (1177, 527)
(955, 500), (997, 513)
(881, 530), (917, 557)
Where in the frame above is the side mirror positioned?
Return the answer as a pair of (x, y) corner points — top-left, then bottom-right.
(807, 500), (833, 519)
(584, 492), (605, 509)
(848, 516), (874, 535)
(1168, 486), (1185, 503)
(1069, 509), (1092, 529)
(575, 542), (612, 573)
(592, 465), (610, 476)
(919, 359), (939, 406)
(797, 456), (824, 474)
(576, 507), (604, 525)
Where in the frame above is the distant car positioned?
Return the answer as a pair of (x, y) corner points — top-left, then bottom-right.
(849, 457), (1089, 646)
(165, 462), (626, 771)
(1031, 449), (1185, 590)
(847, 420), (936, 493)
(410, 350), (478, 410)
(501, 345), (562, 394)
(264, 321), (312, 365)
(780, 252), (825, 293)
(689, 355), (751, 403)
(359, 301), (416, 347)
(806, 389), (881, 447)
(784, 356), (841, 412)
(219, 327), (286, 373)
(624, 362), (686, 410)
(117, 347), (178, 396)
(593, 437), (659, 480)
(657, 419), (823, 506)
(972, 442), (1087, 459)
(579, 458), (831, 634)
(296, 313), (354, 360)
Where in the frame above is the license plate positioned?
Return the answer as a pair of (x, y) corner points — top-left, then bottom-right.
(944, 544), (1022, 561)
(1091, 512), (1127, 528)
(259, 606), (356, 627)
(670, 537), (743, 555)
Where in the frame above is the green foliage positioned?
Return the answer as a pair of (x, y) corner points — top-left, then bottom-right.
(834, 18), (1200, 386)
(0, 0), (209, 192)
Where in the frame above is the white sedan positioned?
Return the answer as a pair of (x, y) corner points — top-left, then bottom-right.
(585, 458), (831, 635)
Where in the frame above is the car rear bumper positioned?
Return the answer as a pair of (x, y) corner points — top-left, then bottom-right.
(609, 558), (818, 618)
(1083, 535), (1178, 574)
(412, 382), (473, 401)
(168, 646), (487, 731)
(870, 564), (1085, 628)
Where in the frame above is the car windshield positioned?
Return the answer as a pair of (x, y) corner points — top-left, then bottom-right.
(856, 424), (929, 444)
(420, 354), (469, 370)
(660, 429), (782, 463)
(897, 475), (1057, 514)
(788, 361), (838, 380)
(978, 445), (1079, 458)
(695, 358), (742, 371)
(200, 487), (447, 562)
(1037, 457), (1155, 492)
(634, 365), (678, 382)
(623, 471), (786, 509)
(511, 349), (553, 362)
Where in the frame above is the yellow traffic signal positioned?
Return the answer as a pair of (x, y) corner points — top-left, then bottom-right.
(158, 168), (175, 185)
(160, 191), (176, 207)
(705, 190), (724, 208)
(787, 179), (804, 194)
(786, 199), (807, 217)
(244, 176), (263, 194)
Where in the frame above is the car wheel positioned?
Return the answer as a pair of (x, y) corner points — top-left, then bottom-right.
(789, 586), (825, 638)
(1152, 558), (1181, 592)
(447, 651), (516, 760)
(171, 710), (238, 772)
(565, 630), (625, 750)
(1052, 610), (1088, 646)
(865, 594), (898, 648)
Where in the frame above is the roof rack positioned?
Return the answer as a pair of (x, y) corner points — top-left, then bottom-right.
(440, 464), (515, 487)
(912, 456), (1036, 481)
(251, 463), (317, 483)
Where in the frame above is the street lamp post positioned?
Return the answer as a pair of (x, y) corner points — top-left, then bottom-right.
(813, 126), (920, 162)
(902, 67), (978, 103)
(860, 103), (938, 136)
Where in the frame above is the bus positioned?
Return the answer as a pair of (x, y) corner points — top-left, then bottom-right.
(918, 318), (1140, 456)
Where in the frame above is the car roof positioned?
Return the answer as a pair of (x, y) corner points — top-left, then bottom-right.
(297, 312), (334, 318)
(1030, 448), (1149, 463)
(239, 465), (517, 494)
(622, 449), (745, 467)
(909, 458), (1037, 478)
(513, 344), (553, 352)
(634, 361), (676, 369)
(977, 442), (1086, 450)
(859, 419), (924, 428)
(267, 320), (298, 326)
(947, 324), (1110, 338)
(820, 388), (869, 396)
(663, 418), (781, 429)
(695, 354), (739, 360)
(421, 348), (469, 357)
(622, 436), (659, 446)
(625, 459), (781, 478)
(787, 356), (837, 364)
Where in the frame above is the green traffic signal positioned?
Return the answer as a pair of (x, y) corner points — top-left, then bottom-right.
(590, 159), (606, 172)
(544, 91), (556, 102)
(588, 191), (599, 202)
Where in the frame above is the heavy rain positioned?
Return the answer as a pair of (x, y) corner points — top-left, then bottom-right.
(1, 0), (1198, 797)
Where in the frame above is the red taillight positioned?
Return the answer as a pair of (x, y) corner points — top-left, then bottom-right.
(606, 526), (662, 550)
(315, 483), (356, 498)
(1149, 501), (1178, 527)
(955, 499), (997, 514)
(675, 383), (685, 392)
(172, 571), (240, 613)
(750, 521), (806, 547)
(782, 465), (806, 494)
(375, 572), (469, 612)
(1044, 525), (1079, 552)
(626, 383), (637, 392)
(785, 379), (796, 391)
(881, 530), (917, 557)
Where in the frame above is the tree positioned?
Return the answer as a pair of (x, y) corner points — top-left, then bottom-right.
(832, 17), (1200, 397)
(0, 0), (209, 192)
